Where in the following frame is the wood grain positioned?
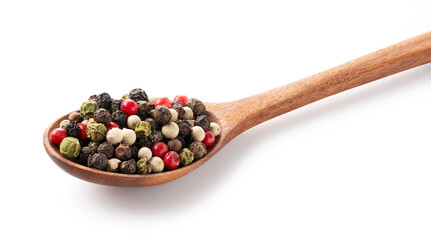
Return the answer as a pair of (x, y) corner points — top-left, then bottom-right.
(44, 31), (431, 186)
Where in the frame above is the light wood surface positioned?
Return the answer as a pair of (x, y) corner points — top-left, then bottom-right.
(43, 31), (431, 187)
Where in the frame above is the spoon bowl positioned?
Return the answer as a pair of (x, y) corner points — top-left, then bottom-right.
(44, 31), (431, 186)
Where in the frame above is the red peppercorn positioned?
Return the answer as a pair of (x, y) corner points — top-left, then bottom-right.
(152, 142), (169, 158)
(174, 95), (188, 106)
(201, 131), (215, 147)
(106, 122), (120, 131)
(163, 151), (180, 170)
(50, 128), (67, 145)
(77, 123), (87, 140)
(121, 99), (138, 116)
(154, 97), (171, 108)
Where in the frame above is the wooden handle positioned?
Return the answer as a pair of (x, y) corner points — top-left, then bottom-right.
(217, 31), (431, 138)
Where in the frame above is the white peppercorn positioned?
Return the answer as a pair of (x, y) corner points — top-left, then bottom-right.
(169, 109), (178, 122)
(137, 147), (152, 160)
(122, 128), (136, 145)
(106, 128), (123, 145)
(60, 119), (70, 129)
(161, 122), (179, 139)
(182, 107), (194, 120)
(191, 126), (205, 141)
(148, 96), (157, 103)
(107, 158), (121, 172)
(127, 115), (141, 129)
(210, 122), (221, 137)
(149, 156), (164, 173)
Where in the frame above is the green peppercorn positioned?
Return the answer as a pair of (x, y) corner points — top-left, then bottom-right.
(59, 137), (81, 159)
(86, 122), (107, 142)
(135, 121), (152, 137)
(136, 159), (152, 174)
(179, 148), (194, 166)
(80, 100), (99, 119)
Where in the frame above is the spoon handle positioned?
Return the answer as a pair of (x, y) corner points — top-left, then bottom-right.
(217, 31), (431, 138)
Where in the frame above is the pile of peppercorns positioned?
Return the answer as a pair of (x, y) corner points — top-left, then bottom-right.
(49, 88), (221, 174)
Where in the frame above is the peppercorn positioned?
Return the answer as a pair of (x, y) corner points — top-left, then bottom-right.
(195, 115), (210, 131)
(210, 122), (221, 137)
(60, 137), (81, 159)
(179, 148), (194, 166)
(88, 94), (99, 102)
(175, 136), (187, 150)
(111, 99), (123, 113)
(60, 119), (70, 129)
(97, 142), (115, 158)
(148, 130), (164, 144)
(68, 112), (83, 122)
(149, 157), (164, 173)
(93, 108), (112, 125)
(167, 139), (182, 152)
(135, 121), (152, 137)
(137, 101), (154, 119)
(153, 106), (172, 125)
(111, 110), (127, 128)
(107, 158), (121, 172)
(145, 118), (158, 131)
(138, 147), (152, 160)
(149, 109), (155, 119)
(88, 153), (108, 170)
(64, 121), (80, 138)
(163, 151), (180, 170)
(50, 128), (67, 145)
(172, 100), (184, 107)
(171, 104), (185, 119)
(79, 146), (94, 166)
(189, 141), (207, 159)
(137, 136), (153, 149)
(186, 98), (206, 116)
(122, 128), (136, 145)
(182, 107), (194, 120)
(120, 159), (137, 174)
(129, 88), (148, 102)
(127, 115), (141, 129)
(88, 141), (100, 151)
(80, 100), (99, 119)
(169, 109), (178, 122)
(202, 131), (216, 147)
(154, 97), (171, 108)
(86, 122), (107, 142)
(121, 99), (139, 116)
(121, 94), (130, 100)
(162, 122), (179, 139)
(136, 158), (152, 174)
(106, 128), (123, 145)
(131, 144), (140, 159)
(96, 93), (112, 110)
(191, 126), (205, 141)
(177, 120), (193, 137)
(115, 142), (132, 161)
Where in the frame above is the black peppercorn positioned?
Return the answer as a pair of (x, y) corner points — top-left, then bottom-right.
(112, 110), (127, 128)
(167, 139), (182, 152)
(145, 118), (158, 131)
(64, 121), (80, 138)
(137, 137), (153, 149)
(153, 106), (172, 125)
(186, 98), (206, 116)
(115, 142), (132, 161)
(129, 88), (148, 102)
(97, 142), (115, 158)
(79, 146), (94, 166)
(94, 108), (112, 125)
(68, 112), (83, 122)
(97, 93), (112, 110)
(88, 153), (108, 170)
(131, 144), (140, 159)
(171, 100), (184, 107)
(111, 99), (123, 113)
(195, 115), (210, 131)
(88, 94), (99, 102)
(177, 120), (193, 137)
(120, 159), (137, 174)
(175, 136), (187, 150)
(148, 130), (164, 144)
(189, 141), (207, 160)
(171, 104), (185, 119)
(137, 101), (154, 119)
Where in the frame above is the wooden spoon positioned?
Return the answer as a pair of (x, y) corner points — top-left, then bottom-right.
(43, 32), (431, 187)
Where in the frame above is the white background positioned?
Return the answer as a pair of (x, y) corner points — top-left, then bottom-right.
(1, 1), (431, 239)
